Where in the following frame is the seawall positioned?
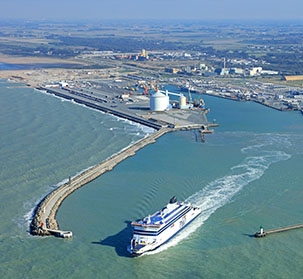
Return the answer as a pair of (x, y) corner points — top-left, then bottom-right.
(30, 127), (171, 236)
(40, 86), (163, 130)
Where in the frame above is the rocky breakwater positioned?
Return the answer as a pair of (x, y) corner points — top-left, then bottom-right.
(30, 128), (170, 237)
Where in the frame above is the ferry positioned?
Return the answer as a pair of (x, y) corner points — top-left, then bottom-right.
(127, 196), (201, 256)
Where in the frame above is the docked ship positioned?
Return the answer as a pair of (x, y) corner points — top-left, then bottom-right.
(179, 82), (197, 93)
(127, 196), (201, 256)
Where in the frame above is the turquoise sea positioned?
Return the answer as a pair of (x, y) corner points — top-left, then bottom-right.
(1, 79), (303, 278)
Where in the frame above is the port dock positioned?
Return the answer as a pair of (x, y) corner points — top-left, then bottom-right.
(38, 85), (212, 131)
(254, 224), (303, 238)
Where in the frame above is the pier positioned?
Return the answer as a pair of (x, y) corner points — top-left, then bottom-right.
(254, 224), (303, 238)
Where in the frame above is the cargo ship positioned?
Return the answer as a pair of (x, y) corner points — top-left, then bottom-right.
(179, 82), (197, 93)
(127, 196), (201, 256)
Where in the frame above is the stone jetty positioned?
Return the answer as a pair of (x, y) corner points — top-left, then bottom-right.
(254, 224), (303, 238)
(30, 127), (171, 236)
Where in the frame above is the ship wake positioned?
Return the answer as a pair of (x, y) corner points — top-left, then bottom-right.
(146, 143), (291, 255)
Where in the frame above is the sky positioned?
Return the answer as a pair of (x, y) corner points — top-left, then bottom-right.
(1, 0), (303, 21)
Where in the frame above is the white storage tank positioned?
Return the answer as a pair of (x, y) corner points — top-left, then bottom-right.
(150, 91), (169, 111)
(179, 95), (187, 109)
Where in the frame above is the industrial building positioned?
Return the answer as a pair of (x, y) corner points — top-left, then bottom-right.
(283, 75), (303, 81)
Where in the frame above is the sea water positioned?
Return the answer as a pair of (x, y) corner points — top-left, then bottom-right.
(1, 79), (303, 278)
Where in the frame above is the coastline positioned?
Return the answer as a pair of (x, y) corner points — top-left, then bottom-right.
(1, 65), (212, 237)
(2, 63), (303, 278)
(0, 58), (296, 238)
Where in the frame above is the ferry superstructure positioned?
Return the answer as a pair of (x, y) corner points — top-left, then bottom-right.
(127, 196), (201, 256)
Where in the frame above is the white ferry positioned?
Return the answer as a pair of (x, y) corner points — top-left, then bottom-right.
(127, 196), (201, 256)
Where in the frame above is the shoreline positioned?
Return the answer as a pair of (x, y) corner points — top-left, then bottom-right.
(2, 63), (293, 237)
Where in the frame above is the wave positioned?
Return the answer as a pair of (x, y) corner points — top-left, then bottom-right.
(22, 129), (154, 227)
(41, 90), (156, 137)
(241, 133), (293, 153)
(146, 145), (291, 255)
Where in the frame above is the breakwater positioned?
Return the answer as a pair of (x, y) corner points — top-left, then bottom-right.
(30, 127), (171, 236)
(254, 224), (303, 238)
(40, 86), (163, 130)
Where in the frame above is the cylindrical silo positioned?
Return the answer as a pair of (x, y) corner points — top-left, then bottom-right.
(179, 95), (187, 109)
(150, 91), (169, 111)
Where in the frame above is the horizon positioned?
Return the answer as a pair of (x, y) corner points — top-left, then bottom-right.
(1, 18), (303, 25)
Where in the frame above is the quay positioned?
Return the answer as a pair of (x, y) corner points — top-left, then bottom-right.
(254, 224), (303, 238)
(30, 85), (214, 237)
(38, 85), (213, 130)
(39, 86), (163, 130)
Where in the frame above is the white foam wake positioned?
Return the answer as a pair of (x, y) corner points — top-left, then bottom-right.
(146, 147), (291, 255)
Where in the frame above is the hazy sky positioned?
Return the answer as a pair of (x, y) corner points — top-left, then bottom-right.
(1, 0), (303, 21)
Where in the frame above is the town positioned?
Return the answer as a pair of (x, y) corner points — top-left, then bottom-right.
(1, 19), (303, 113)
